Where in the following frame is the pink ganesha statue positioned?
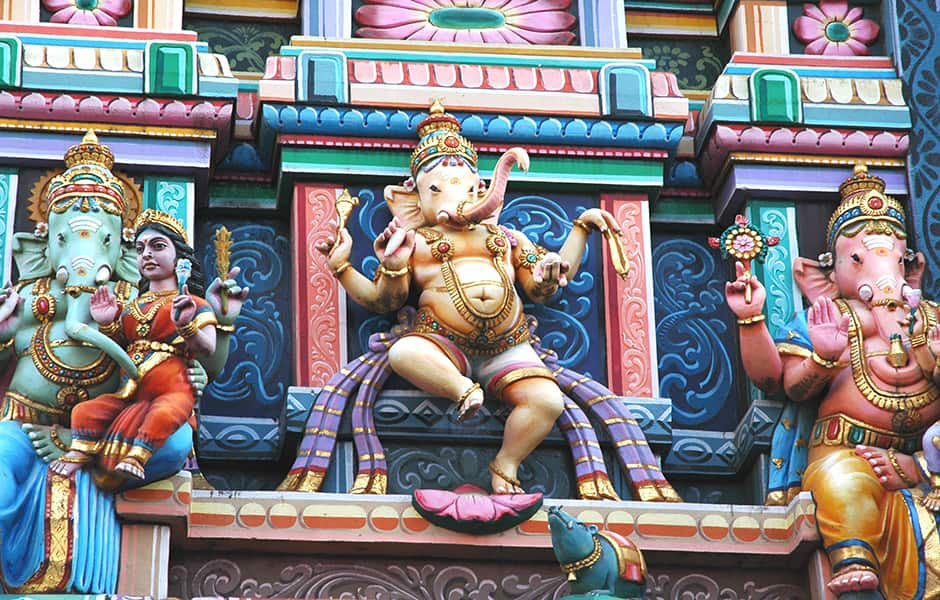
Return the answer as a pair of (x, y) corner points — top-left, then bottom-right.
(726, 164), (940, 599)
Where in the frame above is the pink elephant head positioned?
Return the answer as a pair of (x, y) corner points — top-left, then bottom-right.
(794, 164), (924, 306)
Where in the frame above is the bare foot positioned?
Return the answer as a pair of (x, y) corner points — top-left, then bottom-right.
(855, 445), (919, 490)
(114, 458), (145, 480)
(456, 382), (484, 422)
(827, 566), (879, 594)
(489, 458), (524, 494)
(49, 451), (91, 477)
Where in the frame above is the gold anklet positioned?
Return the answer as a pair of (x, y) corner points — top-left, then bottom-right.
(888, 447), (918, 487)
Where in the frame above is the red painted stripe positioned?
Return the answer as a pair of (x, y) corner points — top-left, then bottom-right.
(0, 22), (196, 41)
(730, 53), (894, 69)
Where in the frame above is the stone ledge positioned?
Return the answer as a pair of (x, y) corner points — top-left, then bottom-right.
(117, 473), (818, 565)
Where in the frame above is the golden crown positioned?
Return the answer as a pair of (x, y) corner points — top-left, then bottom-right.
(410, 99), (477, 176)
(133, 209), (188, 244)
(46, 130), (126, 217)
(826, 164), (906, 250)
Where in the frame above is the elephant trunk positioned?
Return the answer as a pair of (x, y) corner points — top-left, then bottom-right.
(441, 147), (530, 227)
(64, 293), (139, 379)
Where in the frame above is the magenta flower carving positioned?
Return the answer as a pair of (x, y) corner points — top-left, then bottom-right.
(43, 0), (132, 26)
(355, 0), (577, 45)
(793, 0), (880, 56)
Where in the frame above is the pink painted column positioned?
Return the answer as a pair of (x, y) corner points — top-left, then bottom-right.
(117, 524), (170, 597)
(292, 183), (347, 387)
(601, 193), (659, 397)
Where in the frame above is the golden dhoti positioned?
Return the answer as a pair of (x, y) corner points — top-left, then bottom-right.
(803, 448), (940, 599)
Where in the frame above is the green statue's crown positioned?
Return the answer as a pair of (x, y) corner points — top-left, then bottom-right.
(45, 130), (126, 218)
(410, 100), (478, 176)
(826, 164), (906, 251)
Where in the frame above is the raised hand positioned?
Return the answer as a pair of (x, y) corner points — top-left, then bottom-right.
(90, 285), (119, 325)
(206, 266), (250, 325)
(929, 324), (940, 358)
(374, 217), (415, 271)
(0, 282), (20, 326)
(317, 225), (354, 273)
(575, 208), (621, 234)
(172, 284), (198, 326)
(725, 261), (767, 319)
(533, 252), (571, 288)
(807, 296), (850, 361)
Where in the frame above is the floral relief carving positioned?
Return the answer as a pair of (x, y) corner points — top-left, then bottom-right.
(42, 0), (131, 26)
(793, 0), (880, 55)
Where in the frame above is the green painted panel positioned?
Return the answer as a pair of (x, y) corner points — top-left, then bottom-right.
(208, 183), (277, 210)
(651, 197), (715, 224)
(0, 37), (22, 88)
(147, 42), (196, 95)
(750, 69), (801, 124)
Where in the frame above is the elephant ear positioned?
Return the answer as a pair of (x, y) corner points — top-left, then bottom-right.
(115, 245), (138, 284)
(384, 185), (426, 231)
(905, 251), (927, 289)
(793, 257), (838, 304)
(11, 232), (52, 280)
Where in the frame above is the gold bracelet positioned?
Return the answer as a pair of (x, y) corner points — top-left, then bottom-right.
(331, 261), (351, 277)
(216, 323), (235, 333)
(736, 314), (766, 326)
(888, 447), (918, 487)
(377, 264), (410, 279)
(98, 320), (121, 335)
(911, 332), (928, 348)
(50, 425), (70, 452)
(571, 218), (593, 233)
(811, 351), (840, 369)
(176, 320), (200, 340)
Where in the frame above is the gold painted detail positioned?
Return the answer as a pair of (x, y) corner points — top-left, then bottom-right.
(129, 290), (175, 337)
(836, 299), (940, 412)
(515, 244), (547, 272)
(30, 323), (115, 388)
(560, 535), (602, 581)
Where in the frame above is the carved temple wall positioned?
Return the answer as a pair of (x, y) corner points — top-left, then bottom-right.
(0, 0), (936, 597)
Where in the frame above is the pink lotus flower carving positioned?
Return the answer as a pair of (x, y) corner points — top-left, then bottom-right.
(413, 485), (543, 534)
(793, 0), (880, 56)
(43, 0), (131, 26)
(355, 0), (577, 45)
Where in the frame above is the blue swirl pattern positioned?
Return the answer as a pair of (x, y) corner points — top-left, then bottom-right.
(197, 220), (292, 419)
(652, 234), (740, 430)
(344, 186), (606, 380)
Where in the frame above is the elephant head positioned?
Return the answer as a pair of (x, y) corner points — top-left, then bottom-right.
(12, 131), (139, 376)
(385, 100), (529, 230)
(793, 164), (923, 306)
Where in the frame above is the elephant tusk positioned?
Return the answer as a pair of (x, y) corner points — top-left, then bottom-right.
(384, 228), (408, 258)
(55, 266), (68, 285)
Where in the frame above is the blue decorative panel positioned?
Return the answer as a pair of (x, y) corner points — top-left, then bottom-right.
(343, 187), (607, 382)
(898, 0), (940, 300)
(296, 51), (348, 104)
(599, 63), (652, 118)
(652, 233), (741, 431)
(196, 220), (292, 420)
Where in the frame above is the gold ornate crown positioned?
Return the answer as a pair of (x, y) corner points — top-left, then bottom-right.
(45, 130), (126, 218)
(133, 209), (188, 244)
(826, 164), (906, 250)
(410, 99), (477, 176)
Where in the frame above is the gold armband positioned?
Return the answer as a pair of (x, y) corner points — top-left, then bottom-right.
(572, 218), (593, 233)
(216, 323), (235, 333)
(911, 332), (928, 348)
(377, 264), (410, 279)
(98, 320), (121, 335)
(736, 314), (766, 326)
(811, 351), (840, 369)
(176, 320), (200, 340)
(331, 261), (352, 277)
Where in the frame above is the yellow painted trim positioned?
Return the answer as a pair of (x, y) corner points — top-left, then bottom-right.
(288, 37), (644, 60)
(626, 12), (717, 36)
(186, 0), (298, 18)
(0, 119), (218, 141)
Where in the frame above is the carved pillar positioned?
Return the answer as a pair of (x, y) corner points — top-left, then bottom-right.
(303, 0), (354, 38)
(601, 193), (658, 397)
(143, 177), (195, 244)
(0, 169), (16, 284)
(728, 0), (790, 53)
(117, 524), (170, 597)
(0, 0), (38, 22)
(292, 183), (347, 387)
(578, 0), (629, 48)
(134, 0), (183, 30)
(742, 200), (801, 403)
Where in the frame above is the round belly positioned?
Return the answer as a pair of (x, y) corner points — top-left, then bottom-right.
(418, 261), (520, 335)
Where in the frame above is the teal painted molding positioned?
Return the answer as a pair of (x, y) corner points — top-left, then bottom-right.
(651, 197), (715, 225)
(749, 69), (802, 124)
(599, 63), (652, 118)
(0, 169), (16, 284)
(0, 37), (21, 88)
(22, 69), (140, 94)
(280, 45), (658, 71)
(146, 42), (197, 96)
(143, 177), (195, 240)
(725, 64), (896, 79)
(296, 51), (348, 104)
(803, 104), (912, 129)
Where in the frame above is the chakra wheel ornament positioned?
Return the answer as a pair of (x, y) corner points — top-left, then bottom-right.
(709, 215), (780, 304)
